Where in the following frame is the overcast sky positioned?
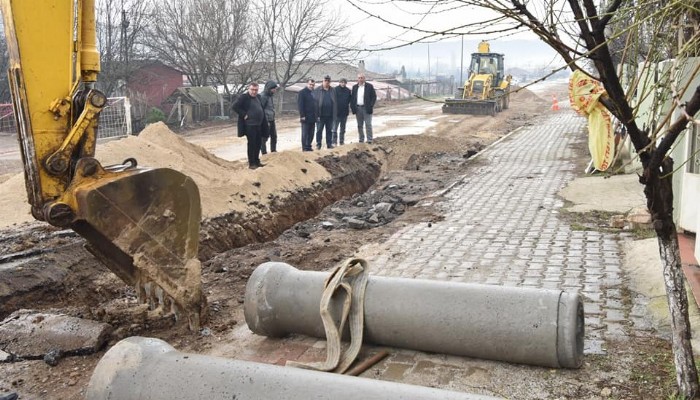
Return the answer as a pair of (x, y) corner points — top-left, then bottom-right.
(334, 0), (539, 48)
(330, 0), (562, 74)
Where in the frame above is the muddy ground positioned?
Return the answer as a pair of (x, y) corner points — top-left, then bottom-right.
(0, 85), (680, 399)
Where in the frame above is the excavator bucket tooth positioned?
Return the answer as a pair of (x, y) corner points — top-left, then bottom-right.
(66, 166), (206, 330)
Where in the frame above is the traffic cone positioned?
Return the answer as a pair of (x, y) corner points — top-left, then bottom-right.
(551, 95), (560, 111)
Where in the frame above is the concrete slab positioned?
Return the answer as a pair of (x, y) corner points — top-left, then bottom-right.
(621, 234), (700, 353)
(559, 173), (646, 213)
(0, 310), (112, 359)
(0, 348), (10, 362)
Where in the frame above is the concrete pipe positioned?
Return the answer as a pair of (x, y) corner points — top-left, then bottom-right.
(245, 262), (584, 369)
(86, 336), (501, 400)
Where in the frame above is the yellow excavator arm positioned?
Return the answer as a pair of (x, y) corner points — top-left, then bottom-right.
(1, 0), (206, 329)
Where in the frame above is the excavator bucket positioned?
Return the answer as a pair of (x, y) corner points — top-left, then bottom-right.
(1, 0), (206, 330)
(50, 159), (206, 330)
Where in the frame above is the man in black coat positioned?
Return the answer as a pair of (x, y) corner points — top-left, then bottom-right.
(298, 79), (316, 152)
(350, 73), (377, 144)
(233, 82), (266, 169)
(333, 78), (352, 146)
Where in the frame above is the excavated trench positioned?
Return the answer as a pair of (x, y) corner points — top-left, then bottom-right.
(199, 149), (381, 258)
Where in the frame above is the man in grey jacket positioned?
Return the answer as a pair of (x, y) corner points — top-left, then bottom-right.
(259, 80), (280, 154)
(314, 75), (337, 149)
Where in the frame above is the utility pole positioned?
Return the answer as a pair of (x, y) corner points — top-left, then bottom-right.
(120, 2), (129, 67)
(427, 44), (431, 80)
(460, 36), (464, 86)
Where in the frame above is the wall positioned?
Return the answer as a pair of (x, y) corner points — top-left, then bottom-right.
(127, 63), (183, 112)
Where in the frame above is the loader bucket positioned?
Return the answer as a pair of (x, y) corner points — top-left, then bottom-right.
(48, 159), (206, 330)
(442, 99), (498, 116)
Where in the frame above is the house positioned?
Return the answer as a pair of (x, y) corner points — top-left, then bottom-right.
(632, 57), (700, 261)
(162, 86), (227, 125)
(279, 80), (411, 113)
(124, 61), (184, 131)
(126, 61), (184, 109)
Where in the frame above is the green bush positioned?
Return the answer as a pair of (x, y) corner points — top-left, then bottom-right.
(145, 107), (166, 124)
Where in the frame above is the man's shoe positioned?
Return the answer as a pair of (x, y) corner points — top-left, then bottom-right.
(327, 145), (334, 149)
(367, 140), (373, 144)
(249, 164), (259, 170)
(256, 162), (266, 167)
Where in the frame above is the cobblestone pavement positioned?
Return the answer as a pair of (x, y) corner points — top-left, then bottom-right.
(226, 111), (656, 399)
(365, 111), (649, 356)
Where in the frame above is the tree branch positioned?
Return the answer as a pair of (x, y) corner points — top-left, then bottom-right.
(650, 84), (700, 170)
(599, 0), (623, 27)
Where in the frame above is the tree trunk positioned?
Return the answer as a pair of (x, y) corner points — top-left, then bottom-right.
(647, 158), (699, 399)
(658, 233), (699, 398)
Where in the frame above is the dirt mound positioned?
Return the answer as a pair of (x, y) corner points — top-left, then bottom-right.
(0, 123), (341, 228)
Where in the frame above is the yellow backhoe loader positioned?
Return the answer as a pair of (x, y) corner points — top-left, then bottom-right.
(1, 0), (206, 329)
(443, 41), (512, 116)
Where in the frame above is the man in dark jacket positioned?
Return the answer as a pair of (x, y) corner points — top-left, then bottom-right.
(350, 73), (377, 144)
(259, 80), (280, 154)
(297, 79), (316, 152)
(314, 75), (337, 149)
(233, 82), (266, 169)
(333, 78), (351, 146)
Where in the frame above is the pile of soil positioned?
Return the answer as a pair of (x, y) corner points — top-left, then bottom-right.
(0, 123), (378, 228)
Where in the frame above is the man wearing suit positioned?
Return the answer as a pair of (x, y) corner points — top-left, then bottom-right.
(350, 73), (377, 144)
(298, 79), (316, 151)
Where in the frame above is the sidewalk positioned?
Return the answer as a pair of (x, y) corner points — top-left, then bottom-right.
(364, 112), (631, 353)
(220, 110), (682, 399)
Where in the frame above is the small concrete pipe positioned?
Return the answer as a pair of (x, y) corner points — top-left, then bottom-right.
(245, 262), (584, 369)
(86, 336), (501, 400)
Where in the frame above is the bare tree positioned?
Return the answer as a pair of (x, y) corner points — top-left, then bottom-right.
(193, 0), (251, 95)
(0, 32), (9, 102)
(146, 0), (252, 91)
(353, 0), (700, 397)
(258, 0), (358, 89)
(229, 23), (269, 94)
(96, 0), (151, 96)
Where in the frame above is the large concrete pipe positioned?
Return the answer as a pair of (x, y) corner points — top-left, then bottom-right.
(86, 336), (501, 400)
(245, 262), (584, 369)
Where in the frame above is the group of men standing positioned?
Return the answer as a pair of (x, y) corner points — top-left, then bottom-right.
(233, 73), (377, 169)
(298, 73), (377, 151)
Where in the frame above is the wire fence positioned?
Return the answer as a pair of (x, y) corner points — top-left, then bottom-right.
(0, 97), (132, 139)
(0, 104), (16, 135)
(98, 97), (132, 139)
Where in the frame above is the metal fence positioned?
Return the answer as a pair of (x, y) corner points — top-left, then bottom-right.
(0, 104), (16, 135)
(0, 97), (132, 139)
(98, 97), (132, 139)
